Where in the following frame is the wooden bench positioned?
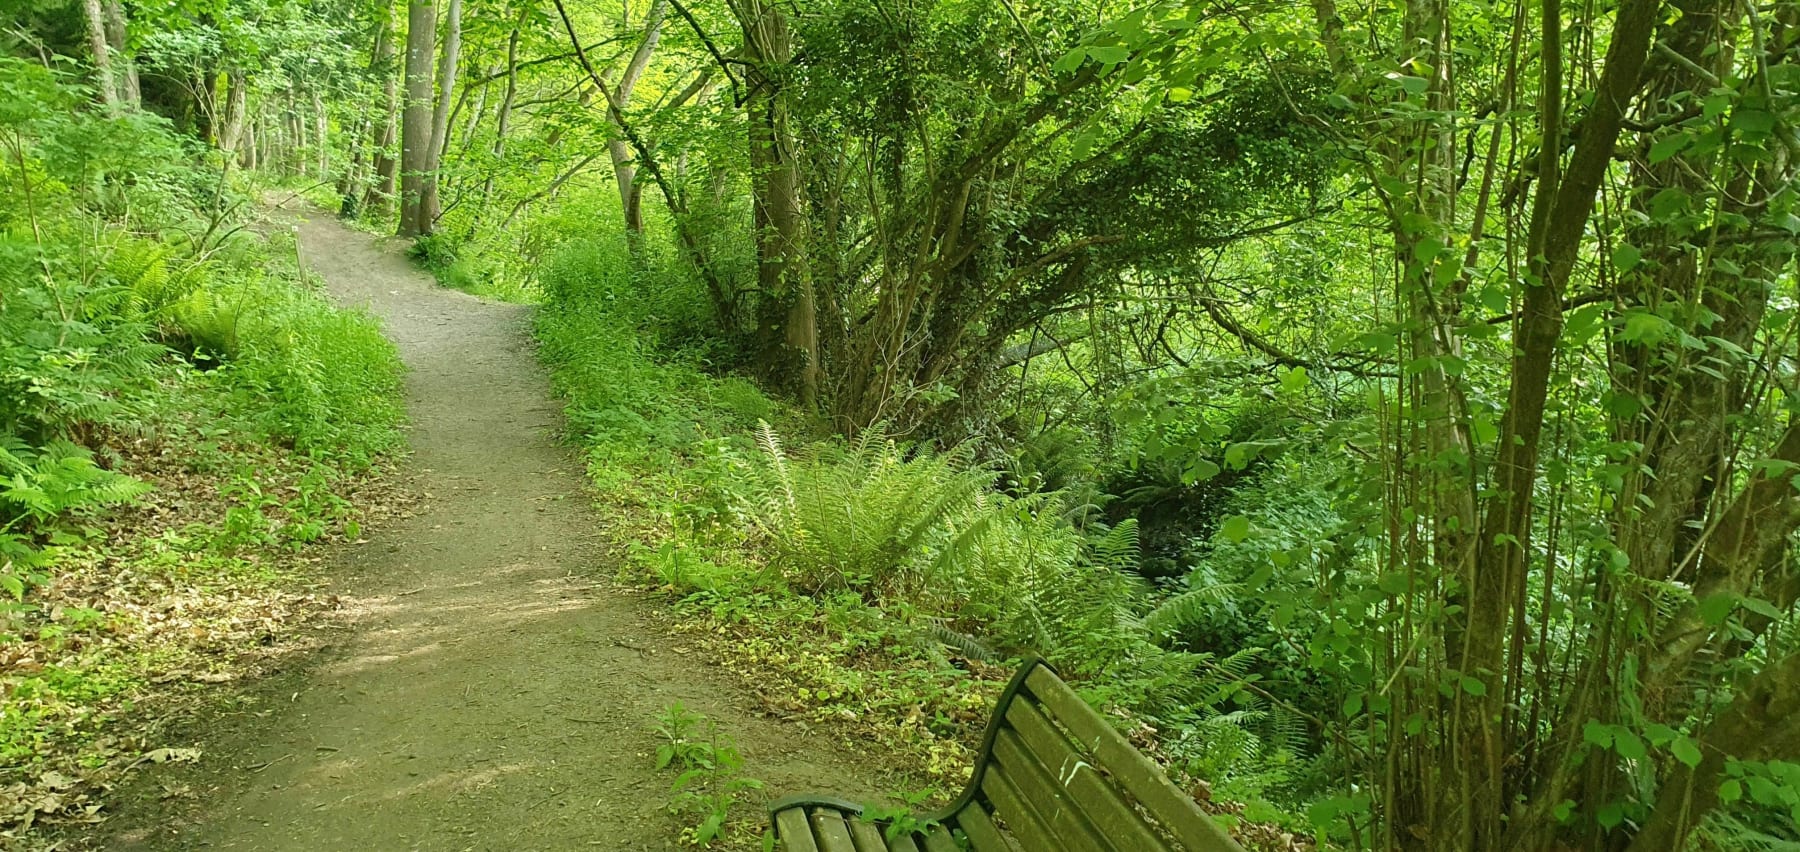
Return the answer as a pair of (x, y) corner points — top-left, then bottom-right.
(770, 657), (1245, 852)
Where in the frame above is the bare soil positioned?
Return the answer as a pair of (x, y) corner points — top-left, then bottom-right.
(96, 207), (877, 851)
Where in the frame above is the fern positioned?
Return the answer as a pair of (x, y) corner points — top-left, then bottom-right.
(1141, 583), (1247, 639)
(922, 619), (1000, 662)
(1089, 518), (1140, 574)
(747, 421), (995, 595)
(0, 439), (153, 530)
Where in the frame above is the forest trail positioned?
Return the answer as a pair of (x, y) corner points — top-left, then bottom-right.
(113, 206), (872, 850)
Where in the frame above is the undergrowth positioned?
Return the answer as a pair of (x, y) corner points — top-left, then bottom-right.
(532, 220), (1296, 845)
(0, 57), (407, 836)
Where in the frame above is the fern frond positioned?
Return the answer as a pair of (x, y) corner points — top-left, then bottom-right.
(1090, 518), (1140, 573)
(924, 620), (999, 662)
(1142, 584), (1246, 639)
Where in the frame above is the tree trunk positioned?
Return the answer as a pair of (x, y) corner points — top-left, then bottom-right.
(1628, 651), (1800, 851)
(362, 5), (400, 216)
(312, 89), (329, 180)
(731, 0), (816, 407)
(608, 0), (669, 236)
(475, 10), (526, 229)
(218, 69), (248, 162)
(398, 0), (437, 237)
(101, 0), (138, 107)
(244, 116), (258, 171)
(419, 0), (462, 233)
(80, 0), (118, 113)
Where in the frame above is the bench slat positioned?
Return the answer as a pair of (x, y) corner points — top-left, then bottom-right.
(993, 729), (1109, 852)
(810, 808), (860, 852)
(1007, 699), (1174, 852)
(1024, 668), (1239, 851)
(846, 818), (887, 852)
(982, 762), (1062, 851)
(920, 825), (960, 852)
(884, 828), (923, 852)
(776, 807), (822, 852)
(954, 802), (1018, 852)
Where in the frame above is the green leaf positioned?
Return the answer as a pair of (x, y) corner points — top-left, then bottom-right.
(1720, 778), (1743, 803)
(694, 811), (725, 842)
(1698, 592), (1737, 626)
(1306, 797), (1343, 829)
(1220, 515), (1252, 543)
(1740, 595), (1784, 620)
(1460, 675), (1487, 697)
(1183, 458), (1221, 484)
(1672, 737), (1702, 769)
(1052, 48), (1088, 73)
(1552, 800), (1576, 823)
(1614, 730), (1647, 761)
(1387, 73), (1429, 95)
(1278, 365), (1308, 394)
(1088, 45), (1130, 65)
(1597, 802), (1624, 829)
(1612, 243), (1643, 273)
(1733, 109), (1775, 135)
(1649, 134), (1691, 164)
(1621, 311), (1671, 344)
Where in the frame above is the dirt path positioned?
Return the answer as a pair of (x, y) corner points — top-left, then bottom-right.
(114, 208), (875, 850)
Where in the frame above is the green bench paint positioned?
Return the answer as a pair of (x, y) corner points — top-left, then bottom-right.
(769, 658), (1245, 852)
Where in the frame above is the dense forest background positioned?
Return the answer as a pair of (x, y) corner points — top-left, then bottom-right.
(5, 0), (1800, 847)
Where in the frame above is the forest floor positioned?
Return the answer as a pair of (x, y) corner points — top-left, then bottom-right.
(92, 206), (879, 850)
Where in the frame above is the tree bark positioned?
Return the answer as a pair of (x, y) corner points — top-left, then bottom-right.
(365, 8), (401, 216)
(101, 0), (138, 107)
(398, 0), (437, 237)
(81, 0), (118, 113)
(475, 10), (526, 229)
(312, 89), (329, 179)
(608, 0), (669, 236)
(419, 0), (462, 233)
(731, 0), (816, 406)
(1628, 652), (1800, 851)
(218, 69), (248, 162)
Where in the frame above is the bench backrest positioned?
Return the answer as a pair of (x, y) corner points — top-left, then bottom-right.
(956, 659), (1244, 852)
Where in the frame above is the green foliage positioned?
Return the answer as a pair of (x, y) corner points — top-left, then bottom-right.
(0, 439), (152, 599)
(210, 269), (404, 466)
(749, 423), (997, 596)
(861, 788), (942, 843)
(0, 54), (403, 606)
(653, 703), (765, 846)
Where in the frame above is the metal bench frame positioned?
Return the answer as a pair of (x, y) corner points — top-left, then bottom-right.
(769, 657), (1245, 852)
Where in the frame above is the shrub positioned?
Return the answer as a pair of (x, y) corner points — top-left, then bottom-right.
(749, 423), (996, 596)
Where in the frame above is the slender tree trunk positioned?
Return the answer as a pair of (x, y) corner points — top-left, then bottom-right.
(81, 0), (118, 113)
(608, 0), (669, 236)
(244, 116), (258, 170)
(398, 0), (437, 237)
(1467, 0), (1661, 842)
(418, 0), (461, 233)
(290, 98), (305, 176)
(312, 89), (329, 179)
(102, 0), (138, 107)
(219, 69), (248, 162)
(366, 30), (400, 214)
(475, 10), (526, 229)
(731, 0), (816, 406)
